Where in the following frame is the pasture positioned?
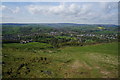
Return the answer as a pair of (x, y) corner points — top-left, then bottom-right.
(2, 42), (118, 78)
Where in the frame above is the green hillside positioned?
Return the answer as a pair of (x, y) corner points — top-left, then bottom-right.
(2, 42), (118, 78)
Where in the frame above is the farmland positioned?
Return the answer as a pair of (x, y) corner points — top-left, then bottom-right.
(2, 23), (119, 78)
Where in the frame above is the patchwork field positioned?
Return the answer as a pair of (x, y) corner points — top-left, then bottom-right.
(2, 42), (118, 78)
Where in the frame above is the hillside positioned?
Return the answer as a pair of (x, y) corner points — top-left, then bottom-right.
(2, 42), (118, 78)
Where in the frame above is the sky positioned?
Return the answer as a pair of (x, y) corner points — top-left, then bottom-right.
(0, 2), (118, 24)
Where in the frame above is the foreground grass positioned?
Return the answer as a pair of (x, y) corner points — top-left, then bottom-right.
(2, 42), (118, 78)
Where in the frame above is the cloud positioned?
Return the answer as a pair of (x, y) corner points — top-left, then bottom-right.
(26, 5), (49, 14)
(26, 3), (116, 17)
(0, 5), (6, 10)
(1, 5), (20, 14)
(26, 3), (92, 16)
(6, 7), (20, 14)
(11, 7), (20, 13)
(25, 3), (117, 24)
(2, 2), (118, 24)
(1, 15), (13, 19)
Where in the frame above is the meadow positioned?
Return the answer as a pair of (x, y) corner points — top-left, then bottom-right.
(2, 42), (118, 78)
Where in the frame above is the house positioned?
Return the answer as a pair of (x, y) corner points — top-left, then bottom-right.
(20, 40), (27, 44)
(20, 39), (33, 44)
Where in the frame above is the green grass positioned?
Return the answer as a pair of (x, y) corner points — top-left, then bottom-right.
(2, 42), (54, 51)
(2, 42), (118, 78)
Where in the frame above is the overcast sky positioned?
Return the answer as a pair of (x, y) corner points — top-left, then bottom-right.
(0, 2), (118, 24)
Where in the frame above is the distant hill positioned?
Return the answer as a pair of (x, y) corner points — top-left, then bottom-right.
(1, 23), (28, 26)
(1, 23), (118, 27)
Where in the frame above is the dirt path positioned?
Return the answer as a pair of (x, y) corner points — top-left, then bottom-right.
(64, 60), (92, 78)
(71, 60), (83, 70)
(64, 60), (84, 78)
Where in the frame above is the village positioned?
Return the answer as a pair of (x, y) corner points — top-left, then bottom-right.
(2, 29), (118, 47)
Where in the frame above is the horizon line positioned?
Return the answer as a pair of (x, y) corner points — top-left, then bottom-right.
(0, 22), (118, 25)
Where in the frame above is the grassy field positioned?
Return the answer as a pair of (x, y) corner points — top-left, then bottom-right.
(2, 42), (118, 78)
